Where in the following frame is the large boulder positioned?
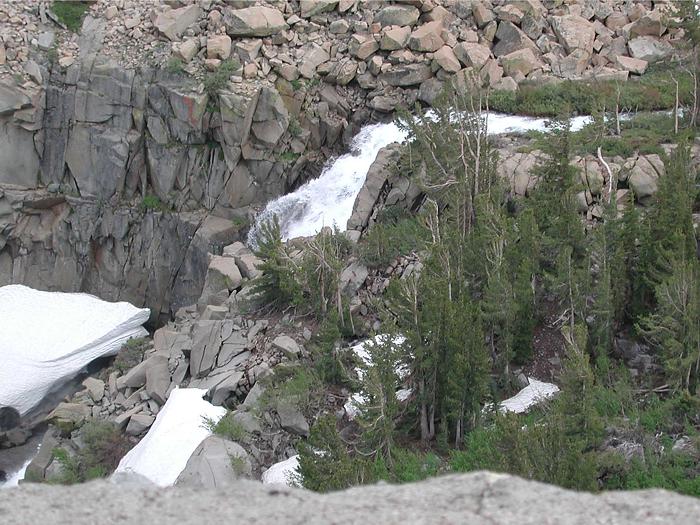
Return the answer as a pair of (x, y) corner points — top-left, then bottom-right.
(408, 21), (445, 52)
(6, 472), (700, 523)
(500, 48), (542, 77)
(379, 64), (433, 87)
(154, 5), (201, 41)
(433, 46), (461, 73)
(145, 355), (171, 405)
(627, 154), (664, 204)
(276, 400), (310, 437)
(226, 7), (288, 37)
(492, 21), (536, 57)
(298, 45), (330, 79)
(175, 436), (251, 488)
(630, 9), (666, 37)
(349, 34), (379, 60)
(376, 5), (420, 27)
(347, 143), (402, 230)
(615, 55), (648, 75)
(628, 36), (673, 63)
(551, 15), (595, 54)
(300, 0), (338, 18)
(380, 26), (411, 50)
(454, 42), (491, 69)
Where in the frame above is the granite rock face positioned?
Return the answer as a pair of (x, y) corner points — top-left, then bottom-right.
(2, 472), (699, 525)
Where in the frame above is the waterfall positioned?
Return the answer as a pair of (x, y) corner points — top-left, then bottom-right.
(247, 113), (593, 246)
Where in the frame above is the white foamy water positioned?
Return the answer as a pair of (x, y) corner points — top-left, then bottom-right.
(248, 113), (592, 244)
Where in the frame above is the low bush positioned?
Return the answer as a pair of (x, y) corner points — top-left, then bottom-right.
(202, 413), (248, 442)
(49, 420), (131, 485)
(358, 207), (428, 269)
(52, 1), (89, 33)
(489, 70), (693, 118)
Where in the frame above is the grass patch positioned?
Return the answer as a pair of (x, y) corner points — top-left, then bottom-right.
(202, 413), (249, 442)
(489, 69), (693, 117)
(51, 1), (89, 33)
(166, 57), (185, 75)
(280, 151), (300, 163)
(141, 194), (169, 212)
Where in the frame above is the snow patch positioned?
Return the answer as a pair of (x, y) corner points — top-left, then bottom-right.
(0, 285), (149, 416)
(114, 388), (226, 487)
(499, 379), (560, 414)
(261, 455), (300, 486)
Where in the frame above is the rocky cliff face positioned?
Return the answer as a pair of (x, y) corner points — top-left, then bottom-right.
(2, 471), (699, 525)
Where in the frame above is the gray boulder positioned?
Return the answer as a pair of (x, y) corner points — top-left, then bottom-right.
(154, 5), (201, 41)
(376, 6), (420, 27)
(277, 401), (310, 437)
(5, 472), (700, 524)
(175, 436), (251, 488)
(226, 6), (287, 37)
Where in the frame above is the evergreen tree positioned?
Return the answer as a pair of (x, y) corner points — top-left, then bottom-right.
(528, 117), (586, 264)
(637, 252), (700, 394)
(297, 415), (361, 492)
(250, 217), (303, 309)
(637, 145), (698, 311)
(444, 298), (490, 446)
(355, 335), (403, 464)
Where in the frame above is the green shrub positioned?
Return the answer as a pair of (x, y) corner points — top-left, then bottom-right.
(141, 194), (167, 211)
(113, 337), (147, 373)
(280, 151), (300, 163)
(49, 420), (131, 485)
(489, 71), (693, 117)
(203, 59), (240, 96)
(203, 413), (248, 442)
(166, 57), (185, 75)
(358, 207), (428, 269)
(231, 216), (249, 232)
(52, 1), (89, 32)
(249, 216), (304, 310)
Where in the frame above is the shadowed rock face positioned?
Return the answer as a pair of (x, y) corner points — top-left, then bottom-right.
(0, 407), (20, 431)
(2, 472), (699, 525)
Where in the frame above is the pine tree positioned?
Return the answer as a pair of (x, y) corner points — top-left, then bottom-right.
(355, 334), (403, 464)
(528, 117), (586, 264)
(637, 252), (700, 394)
(249, 217), (303, 309)
(297, 415), (360, 492)
(444, 299), (490, 446)
(637, 144), (698, 311)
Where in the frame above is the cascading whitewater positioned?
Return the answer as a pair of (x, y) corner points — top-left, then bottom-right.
(247, 113), (593, 245)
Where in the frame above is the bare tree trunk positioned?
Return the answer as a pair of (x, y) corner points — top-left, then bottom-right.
(672, 75), (679, 135)
(419, 379), (429, 442)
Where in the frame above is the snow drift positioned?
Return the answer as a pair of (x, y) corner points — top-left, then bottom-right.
(0, 285), (149, 416)
(261, 455), (300, 486)
(499, 379), (560, 414)
(114, 388), (226, 487)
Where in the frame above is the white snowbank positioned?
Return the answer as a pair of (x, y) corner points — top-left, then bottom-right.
(499, 379), (560, 414)
(248, 113), (593, 242)
(114, 388), (226, 487)
(261, 455), (300, 486)
(0, 285), (149, 415)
